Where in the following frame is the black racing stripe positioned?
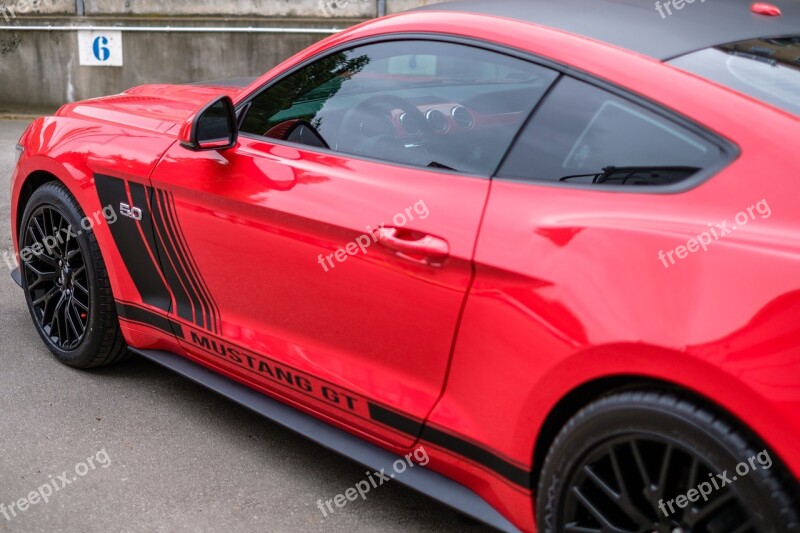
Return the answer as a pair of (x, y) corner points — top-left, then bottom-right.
(146, 187), (195, 324)
(421, 426), (532, 489)
(155, 189), (210, 332)
(116, 302), (184, 339)
(163, 191), (220, 334)
(94, 174), (170, 312)
(369, 403), (532, 489)
(368, 403), (425, 437)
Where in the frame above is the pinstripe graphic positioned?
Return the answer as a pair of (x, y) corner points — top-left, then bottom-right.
(94, 174), (220, 334)
(154, 188), (221, 334)
(94, 174), (171, 312)
(148, 186), (202, 327)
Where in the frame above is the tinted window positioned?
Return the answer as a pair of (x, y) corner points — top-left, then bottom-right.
(240, 41), (558, 175)
(499, 77), (722, 186)
(670, 37), (800, 118)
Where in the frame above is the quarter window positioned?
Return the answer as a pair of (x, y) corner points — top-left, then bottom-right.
(498, 77), (723, 186)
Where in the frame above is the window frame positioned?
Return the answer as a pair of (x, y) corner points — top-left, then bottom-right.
(235, 34), (564, 179)
(235, 33), (738, 191)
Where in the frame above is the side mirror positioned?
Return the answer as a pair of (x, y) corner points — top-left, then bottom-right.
(180, 95), (238, 151)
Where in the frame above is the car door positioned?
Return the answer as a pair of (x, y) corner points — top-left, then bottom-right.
(148, 39), (558, 447)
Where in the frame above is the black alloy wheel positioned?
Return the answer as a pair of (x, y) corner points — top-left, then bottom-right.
(537, 391), (800, 533)
(23, 204), (90, 350)
(561, 435), (755, 532)
(20, 182), (127, 368)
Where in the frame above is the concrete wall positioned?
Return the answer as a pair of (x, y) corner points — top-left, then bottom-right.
(0, 22), (337, 112)
(84, 0), (371, 17)
(0, 0), (440, 17)
(0, 0), (440, 111)
(80, 0), (439, 17)
(0, 0), (75, 17)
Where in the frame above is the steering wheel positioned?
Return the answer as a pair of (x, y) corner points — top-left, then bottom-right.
(338, 94), (432, 156)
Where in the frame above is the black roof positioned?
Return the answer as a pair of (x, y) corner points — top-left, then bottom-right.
(414, 0), (800, 60)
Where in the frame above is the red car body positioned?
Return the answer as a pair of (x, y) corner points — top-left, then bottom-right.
(10, 2), (800, 531)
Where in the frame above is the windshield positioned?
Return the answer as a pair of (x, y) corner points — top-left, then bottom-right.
(669, 36), (800, 118)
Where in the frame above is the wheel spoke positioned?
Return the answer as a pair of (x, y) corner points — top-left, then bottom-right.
(47, 292), (64, 337)
(570, 486), (631, 533)
(54, 293), (69, 345)
(630, 441), (652, 489)
(71, 296), (89, 312)
(679, 457), (700, 522)
(33, 286), (60, 308)
(24, 205), (91, 351)
(654, 444), (673, 503)
(65, 247), (81, 261)
(73, 280), (89, 296)
(607, 445), (652, 526)
(32, 216), (48, 241)
(685, 490), (735, 527)
(584, 464), (620, 501)
(45, 210), (60, 254)
(24, 261), (57, 279)
(66, 303), (82, 339)
(55, 211), (66, 243)
(63, 223), (72, 251)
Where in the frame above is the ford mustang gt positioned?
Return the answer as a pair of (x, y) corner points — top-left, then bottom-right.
(9, 0), (800, 530)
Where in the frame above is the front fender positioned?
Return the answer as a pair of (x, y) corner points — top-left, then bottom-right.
(11, 115), (176, 305)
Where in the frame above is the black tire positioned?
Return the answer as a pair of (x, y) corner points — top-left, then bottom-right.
(19, 181), (127, 368)
(537, 391), (800, 533)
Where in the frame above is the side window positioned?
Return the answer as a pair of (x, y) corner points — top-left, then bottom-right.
(498, 77), (723, 186)
(240, 41), (558, 175)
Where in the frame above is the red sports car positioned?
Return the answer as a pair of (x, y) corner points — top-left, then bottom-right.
(9, 0), (800, 530)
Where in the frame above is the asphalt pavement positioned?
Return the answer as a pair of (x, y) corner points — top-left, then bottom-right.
(0, 119), (493, 533)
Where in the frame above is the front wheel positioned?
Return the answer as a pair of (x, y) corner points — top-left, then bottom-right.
(20, 182), (127, 368)
(537, 391), (800, 533)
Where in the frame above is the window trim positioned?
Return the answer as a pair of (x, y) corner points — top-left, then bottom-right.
(235, 33), (739, 192)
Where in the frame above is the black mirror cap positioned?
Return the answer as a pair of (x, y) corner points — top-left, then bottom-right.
(179, 95), (238, 152)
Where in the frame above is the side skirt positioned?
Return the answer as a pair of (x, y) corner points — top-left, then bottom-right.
(129, 347), (520, 533)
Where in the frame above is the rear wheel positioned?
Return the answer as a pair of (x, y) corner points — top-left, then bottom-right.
(536, 391), (800, 533)
(20, 182), (127, 368)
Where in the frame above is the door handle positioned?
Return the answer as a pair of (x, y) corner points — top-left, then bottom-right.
(376, 227), (450, 265)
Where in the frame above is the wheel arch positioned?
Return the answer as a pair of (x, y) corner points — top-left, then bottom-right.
(12, 159), (124, 314)
(15, 169), (61, 237)
(529, 369), (797, 493)
(531, 374), (686, 490)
